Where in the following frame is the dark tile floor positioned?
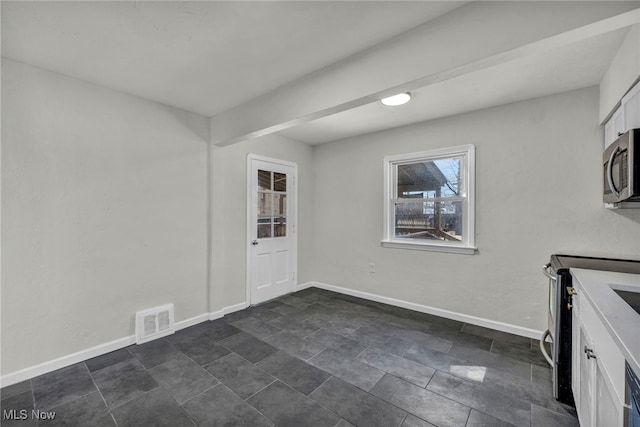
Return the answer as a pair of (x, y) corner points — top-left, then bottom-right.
(1, 288), (579, 427)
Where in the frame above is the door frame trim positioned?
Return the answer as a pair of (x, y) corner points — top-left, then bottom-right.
(246, 153), (298, 306)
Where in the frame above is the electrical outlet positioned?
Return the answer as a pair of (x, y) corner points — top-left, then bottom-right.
(369, 263), (375, 273)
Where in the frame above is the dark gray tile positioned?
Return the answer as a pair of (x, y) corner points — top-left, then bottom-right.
(32, 363), (97, 410)
(129, 339), (180, 369)
(409, 312), (465, 330)
(357, 347), (435, 387)
(267, 316), (319, 337)
(271, 303), (306, 317)
(531, 364), (553, 390)
(39, 391), (115, 427)
(426, 324), (493, 351)
(219, 332), (279, 363)
(460, 324), (529, 345)
(85, 348), (133, 372)
(92, 358), (158, 408)
(165, 326), (205, 344)
(466, 409), (516, 427)
(0, 390), (34, 426)
(196, 319), (241, 341)
(223, 309), (254, 323)
(205, 353), (275, 399)
(447, 344), (532, 380)
(257, 300), (285, 309)
(403, 343), (472, 374)
(257, 351), (331, 395)
(309, 376), (407, 427)
(480, 367), (575, 416)
(111, 388), (194, 427)
(306, 314), (358, 337)
(246, 306), (282, 321)
(306, 329), (369, 358)
(264, 331), (325, 360)
(181, 384), (271, 427)
(371, 374), (470, 427)
(174, 334), (231, 365)
(335, 419), (356, 427)
(391, 328), (453, 353)
(148, 353), (218, 404)
(248, 381), (340, 427)
(347, 326), (413, 356)
(231, 317), (282, 339)
(491, 338), (550, 367)
(426, 371), (531, 427)
(1, 380), (31, 401)
(402, 415), (437, 427)
(308, 349), (384, 391)
(531, 404), (579, 427)
(277, 294), (312, 309)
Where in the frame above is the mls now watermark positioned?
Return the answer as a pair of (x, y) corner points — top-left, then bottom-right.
(3, 409), (57, 421)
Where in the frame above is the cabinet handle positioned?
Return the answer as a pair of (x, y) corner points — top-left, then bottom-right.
(584, 346), (597, 359)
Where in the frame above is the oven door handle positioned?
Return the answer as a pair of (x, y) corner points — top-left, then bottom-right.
(540, 329), (554, 367)
(542, 263), (556, 281)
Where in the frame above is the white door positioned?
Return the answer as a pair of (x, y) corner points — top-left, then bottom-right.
(247, 155), (297, 305)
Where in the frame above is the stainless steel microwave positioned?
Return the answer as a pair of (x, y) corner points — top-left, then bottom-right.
(604, 129), (639, 204)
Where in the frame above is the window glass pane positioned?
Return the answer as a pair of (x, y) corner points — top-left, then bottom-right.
(273, 194), (287, 216)
(395, 201), (462, 242)
(258, 169), (272, 191)
(258, 223), (272, 239)
(258, 193), (272, 217)
(397, 158), (461, 198)
(273, 172), (287, 192)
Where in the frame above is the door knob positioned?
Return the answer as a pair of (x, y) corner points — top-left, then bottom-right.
(252, 240), (259, 246)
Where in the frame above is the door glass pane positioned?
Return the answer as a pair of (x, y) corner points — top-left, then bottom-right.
(395, 201), (462, 242)
(274, 217), (286, 237)
(258, 170), (272, 191)
(273, 172), (286, 192)
(397, 158), (461, 198)
(258, 193), (272, 217)
(274, 194), (287, 216)
(258, 223), (272, 238)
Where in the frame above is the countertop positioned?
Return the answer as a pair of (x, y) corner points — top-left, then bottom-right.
(571, 268), (640, 375)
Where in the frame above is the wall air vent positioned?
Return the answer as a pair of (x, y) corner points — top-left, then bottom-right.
(135, 304), (175, 344)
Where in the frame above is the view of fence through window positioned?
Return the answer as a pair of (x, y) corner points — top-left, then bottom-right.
(394, 157), (464, 242)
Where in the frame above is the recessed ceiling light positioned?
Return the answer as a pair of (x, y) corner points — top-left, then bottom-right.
(380, 92), (412, 107)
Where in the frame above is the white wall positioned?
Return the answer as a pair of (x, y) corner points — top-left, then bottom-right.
(311, 87), (640, 332)
(599, 24), (640, 123)
(1, 60), (210, 375)
(209, 134), (314, 311)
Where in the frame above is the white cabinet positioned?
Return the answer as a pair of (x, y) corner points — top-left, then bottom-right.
(571, 282), (625, 426)
(605, 79), (640, 148)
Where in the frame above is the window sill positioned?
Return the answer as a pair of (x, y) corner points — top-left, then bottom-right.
(381, 240), (477, 255)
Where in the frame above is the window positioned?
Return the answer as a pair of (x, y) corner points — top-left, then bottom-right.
(382, 145), (476, 254)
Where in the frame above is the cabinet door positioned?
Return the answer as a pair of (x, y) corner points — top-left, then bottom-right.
(595, 361), (620, 427)
(605, 108), (625, 148)
(578, 326), (596, 427)
(622, 82), (640, 132)
(572, 307), (581, 410)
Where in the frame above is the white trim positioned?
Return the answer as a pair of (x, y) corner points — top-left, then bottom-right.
(383, 144), (476, 253)
(296, 281), (315, 291)
(305, 281), (542, 340)
(246, 154), (298, 306)
(381, 240), (476, 255)
(0, 303), (246, 387)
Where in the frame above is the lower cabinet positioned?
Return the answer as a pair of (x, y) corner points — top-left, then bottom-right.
(571, 286), (624, 426)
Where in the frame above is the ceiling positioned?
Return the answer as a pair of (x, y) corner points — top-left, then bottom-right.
(1, 1), (637, 146)
(1, 1), (465, 116)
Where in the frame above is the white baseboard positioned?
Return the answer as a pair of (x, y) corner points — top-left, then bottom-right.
(296, 282), (314, 291)
(209, 302), (247, 320)
(304, 281), (543, 340)
(1, 303), (246, 388)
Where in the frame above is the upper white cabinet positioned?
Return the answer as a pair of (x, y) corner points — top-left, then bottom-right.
(605, 80), (640, 148)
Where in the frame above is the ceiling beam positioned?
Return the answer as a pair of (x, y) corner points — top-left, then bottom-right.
(210, 2), (640, 147)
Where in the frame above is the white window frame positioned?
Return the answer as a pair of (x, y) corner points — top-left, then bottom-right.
(382, 144), (476, 255)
